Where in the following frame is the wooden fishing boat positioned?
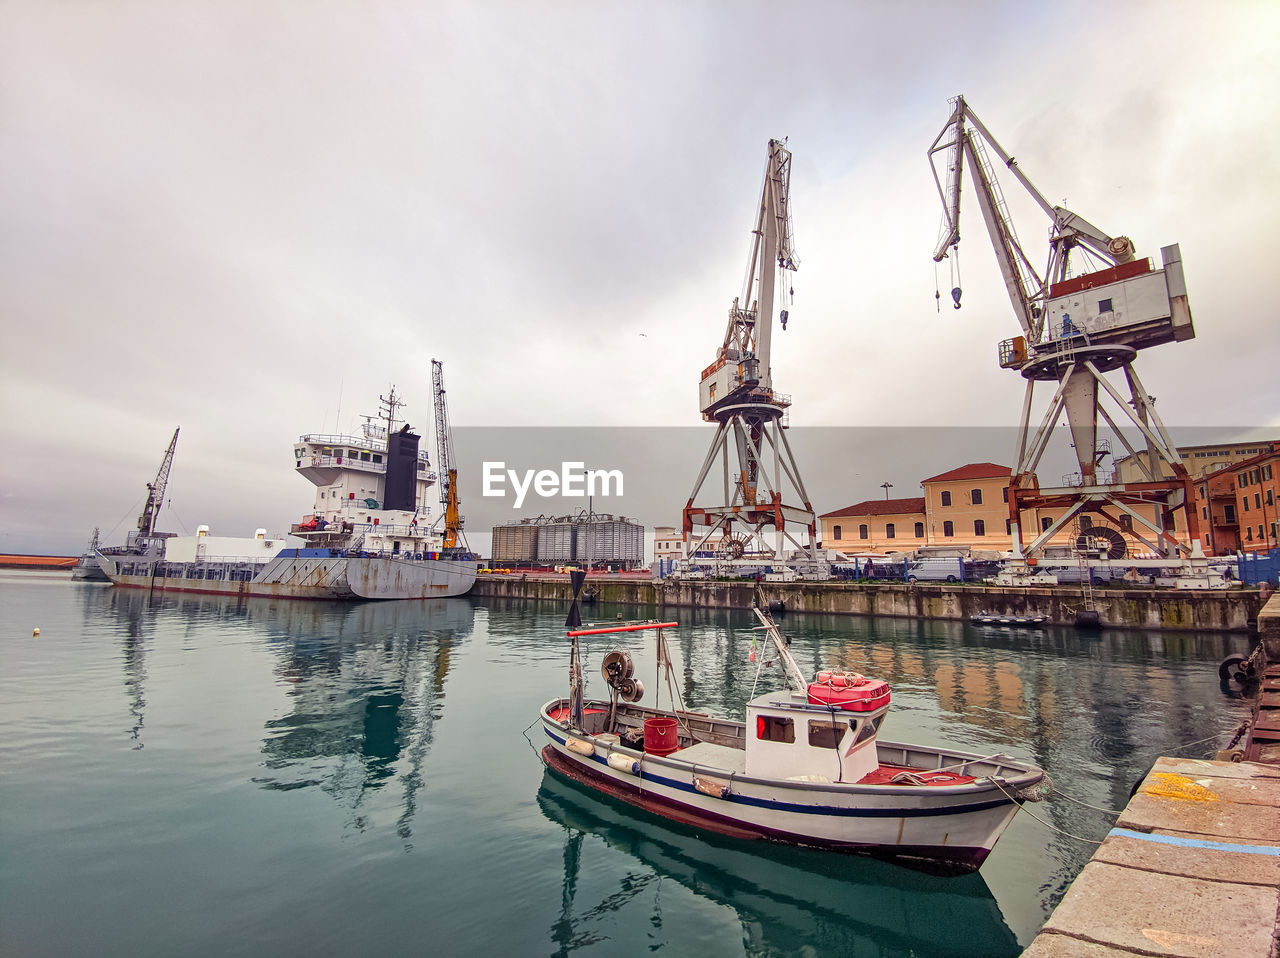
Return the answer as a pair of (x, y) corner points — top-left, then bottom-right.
(539, 580), (1046, 873)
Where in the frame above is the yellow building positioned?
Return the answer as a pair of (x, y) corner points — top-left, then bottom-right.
(921, 463), (1013, 548)
(820, 498), (926, 553)
(821, 461), (1193, 556)
(1116, 440), (1278, 482)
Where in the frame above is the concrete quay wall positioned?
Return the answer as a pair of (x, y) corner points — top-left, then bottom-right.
(471, 576), (1265, 632)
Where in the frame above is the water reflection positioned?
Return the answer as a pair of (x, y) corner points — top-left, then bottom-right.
(251, 598), (475, 846)
(92, 588), (476, 846)
(537, 768), (1020, 958)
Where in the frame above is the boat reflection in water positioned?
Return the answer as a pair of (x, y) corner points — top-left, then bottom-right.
(252, 598), (474, 845)
(95, 587), (475, 846)
(536, 768), (1020, 958)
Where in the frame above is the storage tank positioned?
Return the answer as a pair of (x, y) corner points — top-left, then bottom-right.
(491, 521), (538, 562)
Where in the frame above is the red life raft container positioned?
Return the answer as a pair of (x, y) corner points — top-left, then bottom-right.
(806, 671), (891, 711)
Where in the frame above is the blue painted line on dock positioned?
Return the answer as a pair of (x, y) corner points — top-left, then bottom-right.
(1109, 827), (1280, 857)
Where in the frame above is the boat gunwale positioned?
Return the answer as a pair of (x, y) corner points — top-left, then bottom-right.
(539, 697), (1044, 796)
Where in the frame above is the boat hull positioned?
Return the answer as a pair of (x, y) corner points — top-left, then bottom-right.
(539, 703), (1040, 872)
(96, 549), (477, 600)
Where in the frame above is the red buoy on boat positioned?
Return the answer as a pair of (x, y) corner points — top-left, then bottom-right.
(806, 675), (891, 711)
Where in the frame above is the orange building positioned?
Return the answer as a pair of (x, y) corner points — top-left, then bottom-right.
(1228, 449), (1280, 553)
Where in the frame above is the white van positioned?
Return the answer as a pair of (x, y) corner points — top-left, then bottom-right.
(906, 557), (966, 582)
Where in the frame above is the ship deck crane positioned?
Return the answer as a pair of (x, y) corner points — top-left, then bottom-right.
(682, 139), (821, 571)
(431, 359), (463, 550)
(136, 427), (179, 543)
(928, 95), (1198, 563)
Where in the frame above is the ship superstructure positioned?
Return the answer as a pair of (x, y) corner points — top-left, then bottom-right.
(290, 389), (444, 558)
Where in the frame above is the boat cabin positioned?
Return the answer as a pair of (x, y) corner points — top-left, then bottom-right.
(745, 672), (890, 782)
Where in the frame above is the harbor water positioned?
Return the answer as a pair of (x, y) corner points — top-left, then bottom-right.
(0, 572), (1256, 956)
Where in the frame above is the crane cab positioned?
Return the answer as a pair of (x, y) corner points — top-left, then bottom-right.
(1041, 243), (1194, 353)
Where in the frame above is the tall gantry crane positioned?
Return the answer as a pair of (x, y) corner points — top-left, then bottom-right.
(431, 359), (463, 550)
(682, 139), (820, 569)
(928, 95), (1198, 564)
(136, 427), (179, 542)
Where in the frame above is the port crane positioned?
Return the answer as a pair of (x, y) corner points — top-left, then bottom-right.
(431, 359), (463, 550)
(136, 427), (179, 542)
(928, 95), (1198, 564)
(682, 139), (821, 571)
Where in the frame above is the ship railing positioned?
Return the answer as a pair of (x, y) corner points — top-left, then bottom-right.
(298, 453), (434, 478)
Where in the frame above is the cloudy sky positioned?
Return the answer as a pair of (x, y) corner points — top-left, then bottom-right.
(3, 1), (1278, 555)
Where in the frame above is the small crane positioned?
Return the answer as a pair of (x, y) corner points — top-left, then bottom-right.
(137, 427), (179, 540)
(431, 359), (462, 550)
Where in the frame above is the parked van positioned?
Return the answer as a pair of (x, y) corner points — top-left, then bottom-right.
(906, 557), (966, 582)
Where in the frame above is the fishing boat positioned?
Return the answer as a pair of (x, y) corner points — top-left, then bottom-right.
(98, 382), (478, 600)
(969, 610), (1048, 627)
(538, 577), (1046, 872)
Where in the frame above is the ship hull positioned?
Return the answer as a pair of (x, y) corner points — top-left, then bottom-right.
(96, 549), (476, 600)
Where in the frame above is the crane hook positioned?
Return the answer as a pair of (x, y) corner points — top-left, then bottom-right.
(951, 287), (962, 310)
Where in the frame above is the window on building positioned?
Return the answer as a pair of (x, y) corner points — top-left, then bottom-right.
(1225, 504), (1237, 523)
(1266, 464), (1274, 481)
(1240, 474), (1248, 489)
(1256, 493), (1262, 509)
(1247, 527), (1254, 542)
(1202, 506), (1208, 520)
(1079, 515), (1093, 531)
(886, 523), (896, 539)
(1006, 518), (1012, 534)
(1003, 487), (1009, 503)
(1098, 298), (1113, 313)
(1042, 517), (1053, 532)
(914, 522), (924, 538)
(974, 519), (985, 536)
(756, 715), (794, 743)
(971, 488), (983, 505)
(859, 524), (868, 540)
(1245, 498), (1251, 512)
(1252, 469), (1261, 484)
(833, 525), (842, 541)
(1269, 490), (1274, 506)
(1261, 525), (1266, 540)
(1197, 486), (1205, 499)
(941, 491), (952, 507)
(943, 520), (954, 537)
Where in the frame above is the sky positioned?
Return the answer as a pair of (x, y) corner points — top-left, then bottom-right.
(3, 0), (1279, 556)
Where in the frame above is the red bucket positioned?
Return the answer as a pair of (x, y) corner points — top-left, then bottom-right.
(643, 717), (678, 756)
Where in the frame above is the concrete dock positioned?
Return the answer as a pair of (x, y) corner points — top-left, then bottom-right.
(1024, 757), (1280, 956)
(1025, 595), (1280, 956)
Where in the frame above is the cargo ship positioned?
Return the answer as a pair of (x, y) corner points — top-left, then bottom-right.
(97, 392), (478, 600)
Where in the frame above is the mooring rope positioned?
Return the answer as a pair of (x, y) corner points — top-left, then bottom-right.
(989, 777), (1105, 846)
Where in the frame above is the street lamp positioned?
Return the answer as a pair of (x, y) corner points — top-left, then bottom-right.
(881, 482), (893, 500)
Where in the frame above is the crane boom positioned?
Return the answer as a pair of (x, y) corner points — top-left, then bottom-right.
(137, 427), (179, 537)
(699, 139), (799, 417)
(929, 95), (1137, 346)
(431, 359), (461, 549)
